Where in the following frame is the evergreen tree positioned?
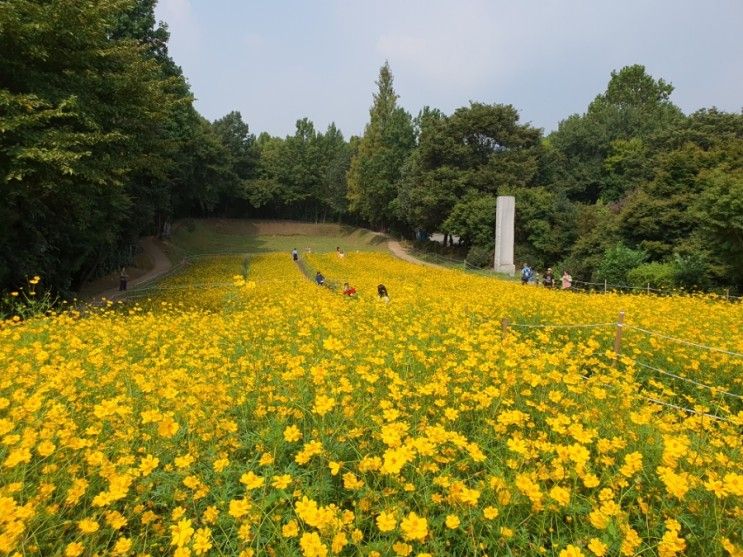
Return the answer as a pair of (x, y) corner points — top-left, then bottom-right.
(347, 62), (415, 229)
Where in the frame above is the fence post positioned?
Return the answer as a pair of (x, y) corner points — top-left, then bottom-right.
(647, 283), (650, 294)
(726, 289), (730, 301)
(501, 317), (510, 340)
(604, 279), (608, 294)
(614, 311), (625, 360)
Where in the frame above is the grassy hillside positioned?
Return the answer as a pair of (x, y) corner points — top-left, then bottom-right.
(166, 219), (389, 258)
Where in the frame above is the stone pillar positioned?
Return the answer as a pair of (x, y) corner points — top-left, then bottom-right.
(493, 195), (515, 275)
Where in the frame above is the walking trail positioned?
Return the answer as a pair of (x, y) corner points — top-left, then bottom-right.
(386, 239), (444, 268)
(90, 237), (172, 303)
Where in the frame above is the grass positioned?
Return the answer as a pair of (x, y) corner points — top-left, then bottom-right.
(166, 219), (389, 258)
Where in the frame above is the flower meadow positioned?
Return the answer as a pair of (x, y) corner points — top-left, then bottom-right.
(1, 252), (742, 557)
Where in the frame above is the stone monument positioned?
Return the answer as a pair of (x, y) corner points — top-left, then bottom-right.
(493, 195), (515, 275)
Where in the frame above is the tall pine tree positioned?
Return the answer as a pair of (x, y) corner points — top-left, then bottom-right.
(347, 62), (414, 229)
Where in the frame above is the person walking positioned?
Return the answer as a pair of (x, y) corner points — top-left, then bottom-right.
(520, 263), (533, 285)
(562, 270), (573, 289)
(292, 248), (298, 261)
(543, 268), (555, 288)
(315, 271), (325, 286)
(119, 267), (128, 291)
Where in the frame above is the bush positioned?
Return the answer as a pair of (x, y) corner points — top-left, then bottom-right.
(627, 262), (676, 289)
(465, 245), (493, 268)
(672, 252), (711, 291)
(594, 244), (647, 285)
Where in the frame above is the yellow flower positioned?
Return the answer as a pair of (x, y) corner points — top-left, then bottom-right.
(271, 474), (292, 489)
(282, 520), (299, 538)
(170, 518), (194, 547)
(65, 542), (84, 557)
(313, 394), (336, 416)
(400, 511), (428, 541)
(202, 506), (218, 524)
(284, 425), (302, 442)
(588, 538), (607, 556)
(139, 454), (159, 476)
(113, 537), (132, 555)
(157, 416), (180, 438)
(483, 506), (499, 520)
(376, 511), (397, 532)
(560, 545), (585, 557)
(328, 461), (341, 476)
(239, 471), (265, 490)
(299, 531), (328, 557)
(445, 514), (460, 529)
(78, 518), (99, 533)
(549, 485), (570, 507)
(392, 542), (412, 556)
(228, 498), (251, 519)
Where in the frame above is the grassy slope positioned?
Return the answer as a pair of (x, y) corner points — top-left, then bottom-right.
(166, 219), (389, 259)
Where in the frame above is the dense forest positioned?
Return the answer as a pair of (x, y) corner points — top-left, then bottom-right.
(1, 1), (742, 294)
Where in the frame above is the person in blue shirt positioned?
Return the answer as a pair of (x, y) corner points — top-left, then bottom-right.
(315, 271), (325, 286)
(520, 263), (533, 285)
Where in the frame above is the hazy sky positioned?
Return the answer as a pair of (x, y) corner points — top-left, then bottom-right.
(155, 0), (743, 138)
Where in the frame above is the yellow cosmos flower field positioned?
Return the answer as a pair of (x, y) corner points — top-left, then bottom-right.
(1, 252), (741, 556)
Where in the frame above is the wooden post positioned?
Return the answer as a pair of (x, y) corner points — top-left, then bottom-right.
(647, 283), (650, 294)
(614, 311), (625, 360)
(604, 279), (608, 294)
(501, 317), (510, 340)
(726, 289), (730, 301)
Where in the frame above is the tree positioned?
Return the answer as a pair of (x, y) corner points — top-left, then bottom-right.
(212, 111), (257, 182)
(0, 0), (182, 291)
(396, 102), (542, 247)
(548, 65), (684, 203)
(693, 167), (743, 282)
(347, 62), (415, 229)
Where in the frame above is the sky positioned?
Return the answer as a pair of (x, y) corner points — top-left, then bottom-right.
(155, 0), (743, 138)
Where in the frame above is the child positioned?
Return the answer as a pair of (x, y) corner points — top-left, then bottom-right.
(343, 282), (357, 297)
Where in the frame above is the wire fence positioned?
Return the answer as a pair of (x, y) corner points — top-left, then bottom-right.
(627, 358), (742, 400)
(624, 325), (743, 358)
(505, 313), (742, 423)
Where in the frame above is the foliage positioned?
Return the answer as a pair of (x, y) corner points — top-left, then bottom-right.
(672, 252), (713, 292)
(693, 168), (743, 282)
(464, 245), (493, 268)
(0, 0), (193, 292)
(347, 62), (415, 229)
(626, 262), (676, 289)
(594, 244), (647, 285)
(0, 275), (57, 320)
(397, 102), (542, 247)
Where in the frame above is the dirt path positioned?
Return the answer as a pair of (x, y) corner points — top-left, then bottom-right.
(89, 237), (172, 302)
(386, 240), (444, 268)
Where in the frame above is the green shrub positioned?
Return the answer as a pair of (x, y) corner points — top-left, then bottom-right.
(465, 245), (493, 268)
(672, 252), (711, 291)
(594, 244), (647, 285)
(627, 262), (676, 289)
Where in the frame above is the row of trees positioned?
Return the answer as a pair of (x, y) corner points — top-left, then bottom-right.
(1, 1), (741, 293)
(346, 64), (743, 291)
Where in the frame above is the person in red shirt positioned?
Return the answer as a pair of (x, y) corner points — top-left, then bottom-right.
(342, 282), (357, 297)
